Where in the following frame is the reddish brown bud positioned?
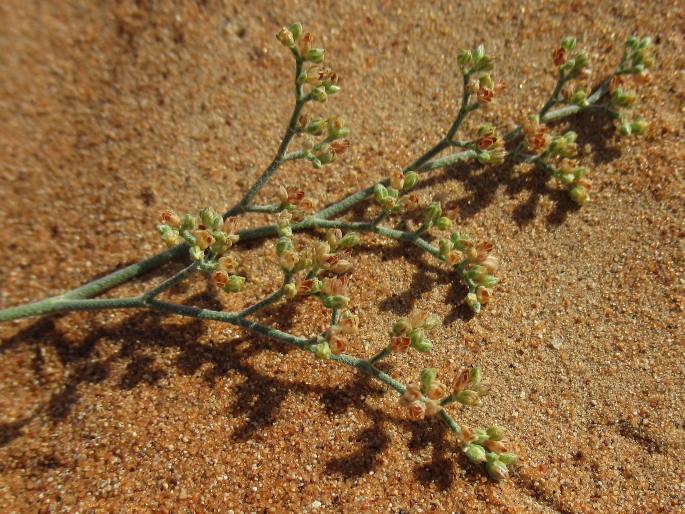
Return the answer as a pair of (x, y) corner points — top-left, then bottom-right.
(390, 336), (411, 353)
(552, 47), (567, 66)
(212, 270), (229, 288)
(331, 139), (351, 155)
(161, 210), (181, 228)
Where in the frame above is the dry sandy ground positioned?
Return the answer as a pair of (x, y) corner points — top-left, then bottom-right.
(0, 1), (683, 512)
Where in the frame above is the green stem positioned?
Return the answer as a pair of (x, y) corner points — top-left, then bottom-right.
(224, 57), (306, 217)
(539, 69), (567, 119)
(242, 204), (284, 214)
(143, 263), (197, 299)
(0, 296), (144, 322)
(239, 288), (285, 318)
(368, 346), (392, 364)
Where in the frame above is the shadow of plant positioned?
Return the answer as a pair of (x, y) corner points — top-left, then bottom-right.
(0, 294), (482, 491)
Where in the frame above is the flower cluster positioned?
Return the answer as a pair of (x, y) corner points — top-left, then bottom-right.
(278, 23), (341, 104)
(399, 383), (442, 420)
(447, 365), (490, 406)
(460, 424), (518, 481)
(158, 208), (246, 292)
(523, 115), (594, 205)
(298, 115), (351, 169)
(522, 115), (552, 155)
(313, 309), (359, 358)
(389, 309), (440, 353)
(458, 45), (497, 106)
(373, 170), (420, 214)
(437, 233), (498, 313)
(551, 37), (591, 80)
(611, 37), (653, 137)
(275, 184), (312, 217)
(420, 201), (452, 232)
(474, 124), (507, 165)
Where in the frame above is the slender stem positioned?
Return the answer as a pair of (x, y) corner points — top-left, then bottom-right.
(0, 296), (145, 322)
(239, 288), (285, 318)
(368, 346), (392, 364)
(65, 244), (187, 300)
(143, 263), (197, 300)
(539, 70), (567, 118)
(224, 56), (306, 217)
(242, 204), (284, 214)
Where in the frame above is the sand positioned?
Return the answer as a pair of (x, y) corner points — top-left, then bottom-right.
(0, 0), (683, 512)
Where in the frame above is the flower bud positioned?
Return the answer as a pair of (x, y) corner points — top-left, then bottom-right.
(161, 210), (181, 228)
(426, 381), (447, 400)
(310, 86), (327, 103)
(189, 245), (204, 262)
(275, 237), (293, 256)
(392, 318), (411, 335)
(478, 275), (498, 288)
(326, 116), (347, 139)
(305, 48), (325, 63)
(486, 425), (505, 441)
(408, 329), (423, 347)
(479, 74), (494, 90)
(225, 275), (245, 293)
(465, 292), (480, 313)
(390, 336), (410, 352)
(277, 27), (295, 48)
(569, 186), (590, 205)
(463, 444), (487, 463)
(374, 183), (388, 202)
(438, 239), (454, 256)
(412, 338), (433, 353)
(561, 36), (577, 51)
(498, 452), (518, 465)
(457, 49), (473, 69)
(322, 295), (349, 309)
(455, 389), (480, 406)
(402, 171), (419, 190)
(424, 202), (442, 224)
(420, 368), (437, 394)
(435, 216), (452, 231)
(485, 459), (509, 481)
(283, 283), (298, 300)
(200, 207), (220, 230)
(212, 270), (229, 288)
(469, 366), (482, 386)
(314, 340), (331, 360)
(337, 232), (360, 249)
(288, 23), (303, 41)
(408, 400), (426, 420)
(180, 213), (198, 231)
(305, 117), (327, 135)
(631, 119), (648, 135)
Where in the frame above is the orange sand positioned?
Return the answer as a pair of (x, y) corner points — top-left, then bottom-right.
(0, 1), (683, 512)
